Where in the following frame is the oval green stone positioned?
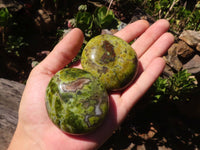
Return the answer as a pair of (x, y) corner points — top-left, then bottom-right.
(81, 34), (138, 91)
(45, 68), (109, 134)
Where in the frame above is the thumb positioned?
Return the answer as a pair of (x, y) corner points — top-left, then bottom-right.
(38, 28), (84, 75)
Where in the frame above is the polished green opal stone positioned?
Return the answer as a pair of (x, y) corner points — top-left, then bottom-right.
(45, 68), (109, 134)
(81, 34), (138, 91)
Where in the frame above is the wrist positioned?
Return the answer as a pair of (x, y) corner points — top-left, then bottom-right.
(8, 124), (42, 150)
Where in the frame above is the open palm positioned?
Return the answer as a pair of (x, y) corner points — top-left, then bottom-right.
(9, 19), (174, 150)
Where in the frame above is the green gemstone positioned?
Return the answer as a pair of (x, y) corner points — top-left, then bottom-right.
(45, 68), (109, 134)
(81, 34), (138, 91)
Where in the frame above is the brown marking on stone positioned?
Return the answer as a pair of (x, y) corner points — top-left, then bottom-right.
(100, 40), (116, 64)
(98, 66), (108, 74)
(61, 78), (90, 92)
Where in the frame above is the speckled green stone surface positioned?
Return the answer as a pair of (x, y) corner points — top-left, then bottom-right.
(81, 34), (138, 91)
(45, 68), (109, 134)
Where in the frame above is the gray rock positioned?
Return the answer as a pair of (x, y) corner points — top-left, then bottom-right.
(0, 78), (24, 150)
(183, 55), (200, 75)
(163, 64), (174, 77)
(179, 30), (200, 51)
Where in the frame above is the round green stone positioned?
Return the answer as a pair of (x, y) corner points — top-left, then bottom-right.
(81, 34), (138, 91)
(45, 68), (109, 134)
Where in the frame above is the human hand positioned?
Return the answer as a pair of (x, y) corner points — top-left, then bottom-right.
(8, 19), (174, 150)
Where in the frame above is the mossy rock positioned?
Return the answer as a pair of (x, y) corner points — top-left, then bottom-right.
(81, 34), (138, 91)
(46, 68), (109, 134)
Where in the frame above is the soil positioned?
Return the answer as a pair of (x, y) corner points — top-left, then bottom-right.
(0, 34), (56, 83)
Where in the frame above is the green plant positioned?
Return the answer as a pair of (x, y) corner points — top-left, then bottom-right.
(74, 5), (118, 39)
(65, 5), (119, 66)
(0, 8), (12, 26)
(75, 11), (93, 35)
(184, 7), (200, 30)
(151, 70), (197, 103)
(5, 35), (29, 56)
(131, 0), (200, 32)
(0, 8), (12, 44)
(93, 6), (118, 29)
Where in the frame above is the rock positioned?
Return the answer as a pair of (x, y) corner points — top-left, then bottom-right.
(163, 64), (174, 78)
(179, 30), (200, 51)
(183, 55), (200, 75)
(197, 43), (200, 51)
(165, 43), (183, 71)
(158, 146), (172, 150)
(101, 29), (118, 35)
(117, 21), (128, 30)
(136, 144), (146, 150)
(0, 78), (24, 150)
(167, 43), (178, 56)
(124, 143), (135, 150)
(164, 30), (200, 78)
(34, 9), (56, 33)
(46, 68), (109, 134)
(101, 29), (113, 35)
(147, 126), (157, 139)
(0, 0), (23, 11)
(176, 41), (195, 60)
(129, 7), (155, 24)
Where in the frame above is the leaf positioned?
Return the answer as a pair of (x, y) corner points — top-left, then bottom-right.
(0, 8), (12, 26)
(94, 6), (118, 29)
(151, 69), (197, 103)
(75, 11), (93, 32)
